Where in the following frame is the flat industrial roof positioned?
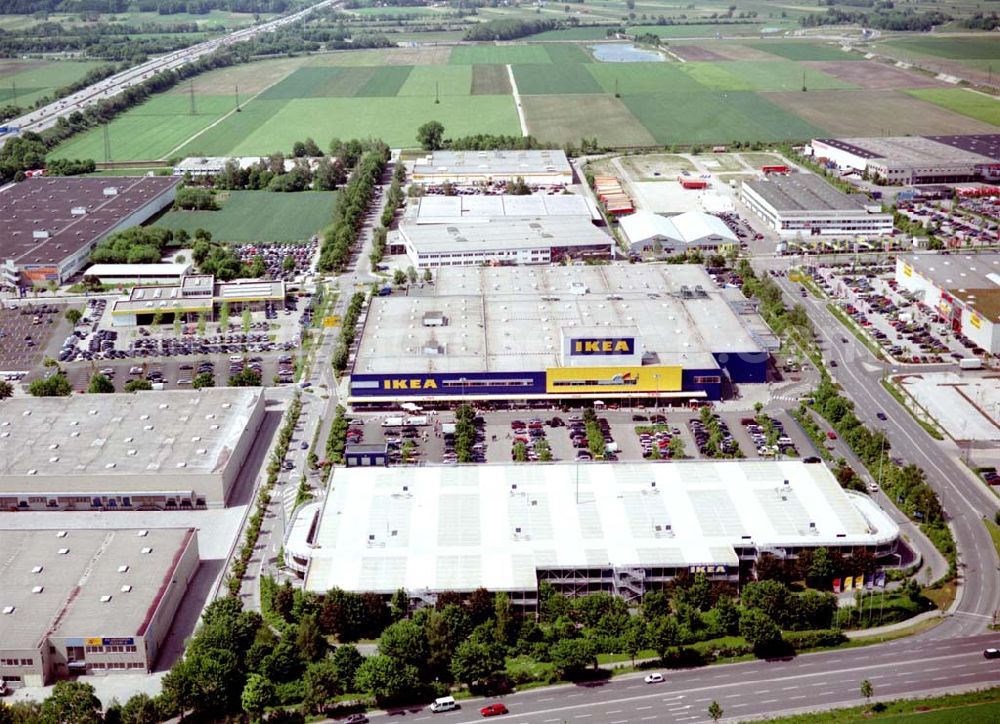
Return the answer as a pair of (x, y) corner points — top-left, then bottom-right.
(412, 150), (572, 178)
(84, 263), (191, 278)
(112, 277), (285, 314)
(818, 136), (995, 167)
(742, 173), (870, 213)
(0, 389), (261, 480)
(0, 528), (196, 650)
(902, 253), (1000, 322)
(0, 176), (180, 267)
(400, 217), (612, 254)
(353, 265), (764, 374)
(405, 194), (596, 224)
(304, 461), (898, 594)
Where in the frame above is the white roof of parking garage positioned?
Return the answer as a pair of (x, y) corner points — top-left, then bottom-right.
(304, 461), (899, 595)
(352, 265), (765, 374)
(0, 389), (261, 481)
(405, 194), (598, 224)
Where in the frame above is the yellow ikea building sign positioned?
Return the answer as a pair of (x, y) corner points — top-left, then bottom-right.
(546, 366), (681, 394)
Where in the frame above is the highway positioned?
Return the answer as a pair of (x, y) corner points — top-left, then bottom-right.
(0, 0), (338, 146)
(361, 633), (1000, 723)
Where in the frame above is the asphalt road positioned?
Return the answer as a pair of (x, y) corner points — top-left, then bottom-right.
(0, 0), (340, 146)
(358, 633), (1000, 724)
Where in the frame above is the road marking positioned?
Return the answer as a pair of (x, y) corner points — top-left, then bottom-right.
(575, 715), (592, 719)
(761, 699), (779, 704)
(636, 705), (652, 710)
(605, 710), (622, 714)
(641, 717), (659, 721)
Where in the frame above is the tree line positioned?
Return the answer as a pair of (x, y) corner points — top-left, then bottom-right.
(799, 7), (950, 30)
(462, 17), (559, 41)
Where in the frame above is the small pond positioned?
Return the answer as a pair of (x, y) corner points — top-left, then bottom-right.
(589, 43), (665, 63)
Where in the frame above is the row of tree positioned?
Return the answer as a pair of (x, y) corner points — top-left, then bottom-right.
(331, 291), (365, 373)
(799, 7), (950, 30)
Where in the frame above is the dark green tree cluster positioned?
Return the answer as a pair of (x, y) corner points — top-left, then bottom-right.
(318, 142), (389, 272)
(370, 162), (407, 267)
(462, 18), (559, 41)
(332, 292), (366, 373)
(453, 403), (478, 463)
(174, 186), (218, 210)
(799, 7), (950, 30)
(229, 367), (262, 386)
(325, 404), (349, 464)
(28, 372), (72, 396)
(90, 227), (173, 265)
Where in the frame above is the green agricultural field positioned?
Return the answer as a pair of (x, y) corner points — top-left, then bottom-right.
(882, 37), (1000, 60)
(627, 23), (771, 38)
(449, 45), (551, 65)
(682, 60), (858, 91)
(544, 44), (594, 64)
(224, 95), (521, 154)
(513, 64), (603, 95)
(347, 4), (445, 15)
(355, 66), (413, 97)
(259, 67), (379, 99)
(471, 65), (511, 95)
(587, 62), (706, 95)
(0, 60), (105, 107)
(622, 90), (825, 145)
(905, 88), (1000, 126)
(51, 95), (236, 162)
(398, 65), (472, 97)
(155, 190), (337, 242)
(526, 26), (614, 41)
(747, 41), (860, 61)
(522, 94), (657, 147)
(175, 99), (288, 158)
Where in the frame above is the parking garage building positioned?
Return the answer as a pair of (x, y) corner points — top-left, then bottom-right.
(298, 461), (899, 608)
(896, 253), (1000, 354)
(109, 274), (286, 326)
(0, 389), (264, 510)
(347, 265), (771, 407)
(0, 527), (199, 687)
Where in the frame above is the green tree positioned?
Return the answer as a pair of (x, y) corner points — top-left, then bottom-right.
(354, 655), (421, 705)
(118, 693), (160, 724)
(0, 380), (12, 399)
(549, 638), (597, 677)
(302, 659), (340, 715)
(124, 379), (152, 392)
(28, 373), (72, 397)
(65, 308), (82, 325)
(494, 591), (518, 646)
(708, 700), (723, 721)
(390, 588), (408, 622)
(229, 368), (262, 387)
(642, 590), (671, 621)
(513, 440), (528, 462)
(331, 644), (364, 688)
(417, 120), (445, 151)
(860, 679), (874, 709)
(393, 268), (407, 286)
(193, 371), (216, 389)
(422, 268), (432, 283)
(283, 254), (296, 273)
(740, 579), (789, 622)
(87, 373), (114, 394)
(241, 673), (275, 722)
(296, 613), (328, 663)
(711, 596), (741, 636)
(739, 609), (782, 654)
(621, 615), (648, 666)
(377, 620), (428, 670)
(450, 639), (506, 686)
(218, 301), (230, 329)
(650, 616), (680, 660)
(38, 681), (102, 724)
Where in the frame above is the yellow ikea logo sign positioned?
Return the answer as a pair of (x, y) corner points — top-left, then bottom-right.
(382, 378), (438, 390)
(571, 338), (634, 355)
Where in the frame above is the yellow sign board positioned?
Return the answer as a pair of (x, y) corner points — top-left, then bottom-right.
(85, 637), (103, 647)
(970, 313), (982, 330)
(322, 316), (340, 327)
(545, 365), (682, 394)
(902, 263), (912, 277)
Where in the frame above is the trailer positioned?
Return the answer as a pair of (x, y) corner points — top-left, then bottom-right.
(382, 416), (405, 427)
(405, 415), (429, 426)
(959, 358), (983, 370)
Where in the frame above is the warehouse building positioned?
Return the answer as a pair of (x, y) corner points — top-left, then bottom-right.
(895, 253), (1000, 354)
(404, 193), (599, 224)
(82, 262), (192, 286)
(810, 135), (1000, 186)
(741, 173), (893, 237)
(110, 274), (286, 326)
(0, 527), (199, 686)
(0, 389), (265, 510)
(0, 176), (181, 290)
(620, 210), (738, 255)
(299, 461), (899, 607)
(347, 265), (770, 407)
(411, 150), (573, 187)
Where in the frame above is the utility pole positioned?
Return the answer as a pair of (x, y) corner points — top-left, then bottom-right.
(10, 79), (16, 106)
(434, 81), (439, 105)
(102, 124), (111, 163)
(189, 80), (196, 115)
(235, 84), (240, 112)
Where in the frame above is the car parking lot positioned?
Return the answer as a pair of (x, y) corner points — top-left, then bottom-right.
(0, 302), (65, 373)
(897, 197), (1000, 249)
(815, 265), (989, 364)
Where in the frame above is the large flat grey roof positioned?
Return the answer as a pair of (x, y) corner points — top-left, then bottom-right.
(902, 253), (1000, 291)
(743, 173), (867, 213)
(304, 461), (898, 595)
(399, 217), (612, 254)
(0, 389), (261, 480)
(818, 136), (995, 167)
(412, 150), (571, 178)
(353, 265), (764, 374)
(405, 194), (597, 224)
(0, 528), (196, 650)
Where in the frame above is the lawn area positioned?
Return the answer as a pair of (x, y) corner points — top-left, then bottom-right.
(398, 65), (472, 97)
(882, 36), (1000, 60)
(747, 40), (860, 61)
(985, 519), (1000, 563)
(762, 687), (1000, 724)
(623, 90), (825, 145)
(512, 63), (603, 94)
(50, 95), (235, 162)
(155, 191), (336, 242)
(226, 95), (520, 153)
(682, 60), (859, 91)
(905, 88), (1000, 127)
(587, 62), (706, 95)
(449, 44), (551, 65)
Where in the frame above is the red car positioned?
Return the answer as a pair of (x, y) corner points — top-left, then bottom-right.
(480, 703), (508, 717)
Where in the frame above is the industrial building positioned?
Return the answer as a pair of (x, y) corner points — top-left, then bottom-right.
(810, 134), (1000, 186)
(0, 389), (265, 510)
(404, 193), (599, 224)
(0, 176), (181, 289)
(410, 150), (573, 187)
(895, 253), (1000, 354)
(740, 173), (893, 238)
(347, 265), (772, 407)
(619, 210), (739, 255)
(297, 461), (899, 607)
(109, 274), (286, 326)
(82, 262), (192, 286)
(0, 527), (199, 686)
(173, 156), (326, 177)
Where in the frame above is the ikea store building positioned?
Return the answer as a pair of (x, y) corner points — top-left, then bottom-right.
(347, 265), (774, 408)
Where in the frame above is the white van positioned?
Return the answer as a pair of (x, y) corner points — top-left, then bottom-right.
(430, 696), (457, 713)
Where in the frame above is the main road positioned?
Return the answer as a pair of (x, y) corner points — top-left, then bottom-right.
(0, 0), (339, 146)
